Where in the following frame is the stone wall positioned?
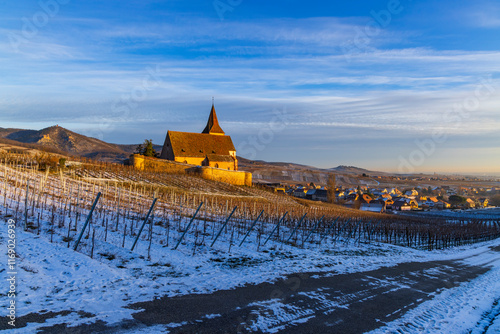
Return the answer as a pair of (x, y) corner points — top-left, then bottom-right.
(186, 166), (252, 187)
(130, 154), (252, 186)
(130, 154), (189, 173)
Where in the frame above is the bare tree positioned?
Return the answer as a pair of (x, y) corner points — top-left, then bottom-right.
(327, 173), (336, 204)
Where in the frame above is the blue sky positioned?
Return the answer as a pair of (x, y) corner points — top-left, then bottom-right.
(1, 0), (499, 174)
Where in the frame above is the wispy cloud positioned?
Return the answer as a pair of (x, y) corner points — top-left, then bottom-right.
(464, 2), (500, 28)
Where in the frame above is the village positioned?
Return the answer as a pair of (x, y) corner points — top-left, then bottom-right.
(265, 182), (498, 213)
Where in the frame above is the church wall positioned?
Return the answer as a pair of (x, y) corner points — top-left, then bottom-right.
(186, 166), (252, 186)
(159, 134), (174, 160)
(130, 154), (188, 173)
(130, 154), (252, 186)
(175, 157), (205, 166)
(207, 161), (236, 171)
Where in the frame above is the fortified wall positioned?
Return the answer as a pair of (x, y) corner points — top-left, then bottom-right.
(129, 154), (252, 187)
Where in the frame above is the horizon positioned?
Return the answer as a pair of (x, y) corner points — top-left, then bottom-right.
(3, 123), (500, 178)
(1, 1), (499, 174)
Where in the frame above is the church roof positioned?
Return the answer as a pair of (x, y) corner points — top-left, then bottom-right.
(205, 154), (235, 163)
(167, 131), (235, 158)
(202, 104), (225, 135)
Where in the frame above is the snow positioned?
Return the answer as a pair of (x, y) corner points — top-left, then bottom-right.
(367, 243), (500, 334)
(247, 299), (315, 333)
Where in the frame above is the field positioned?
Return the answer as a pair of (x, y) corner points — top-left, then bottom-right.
(0, 154), (499, 332)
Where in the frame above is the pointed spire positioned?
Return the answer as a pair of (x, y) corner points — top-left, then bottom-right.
(202, 100), (225, 135)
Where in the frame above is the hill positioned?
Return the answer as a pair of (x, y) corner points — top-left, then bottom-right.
(330, 165), (387, 176)
(0, 126), (130, 162)
(237, 157), (384, 186)
(0, 136), (69, 156)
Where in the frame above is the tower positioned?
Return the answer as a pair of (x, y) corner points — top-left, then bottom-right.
(202, 102), (225, 135)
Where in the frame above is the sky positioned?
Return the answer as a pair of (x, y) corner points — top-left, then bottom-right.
(0, 0), (499, 174)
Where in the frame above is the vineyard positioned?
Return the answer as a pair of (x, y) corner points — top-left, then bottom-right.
(1, 154), (499, 261)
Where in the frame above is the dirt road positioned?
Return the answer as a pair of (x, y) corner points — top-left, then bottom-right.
(28, 245), (500, 333)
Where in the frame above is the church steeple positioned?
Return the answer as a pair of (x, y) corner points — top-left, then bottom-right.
(202, 100), (225, 135)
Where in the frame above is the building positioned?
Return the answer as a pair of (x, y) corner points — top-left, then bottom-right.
(405, 189), (419, 198)
(293, 187), (307, 198)
(466, 198), (476, 208)
(392, 200), (412, 211)
(479, 198), (489, 207)
(130, 103), (251, 186)
(306, 188), (328, 202)
(424, 197), (439, 208)
(360, 201), (385, 213)
(389, 188), (402, 196)
(160, 104), (238, 170)
(435, 201), (451, 210)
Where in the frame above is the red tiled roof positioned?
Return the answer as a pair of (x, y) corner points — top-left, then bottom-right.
(206, 154), (235, 163)
(167, 131), (235, 158)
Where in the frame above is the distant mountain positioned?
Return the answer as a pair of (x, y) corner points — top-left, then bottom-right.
(330, 165), (386, 176)
(237, 157), (384, 186)
(0, 128), (25, 138)
(0, 126), (131, 162)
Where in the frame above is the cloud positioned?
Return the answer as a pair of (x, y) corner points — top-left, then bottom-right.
(465, 2), (500, 28)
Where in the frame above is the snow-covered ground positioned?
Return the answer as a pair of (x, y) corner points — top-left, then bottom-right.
(2, 219), (500, 333)
(368, 241), (500, 334)
(402, 207), (500, 220)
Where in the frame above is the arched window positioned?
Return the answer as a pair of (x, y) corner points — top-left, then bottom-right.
(215, 163), (219, 168)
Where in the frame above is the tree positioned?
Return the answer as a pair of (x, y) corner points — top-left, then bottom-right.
(489, 195), (500, 207)
(448, 195), (466, 205)
(136, 139), (158, 157)
(134, 143), (144, 155)
(143, 139), (157, 157)
(327, 174), (336, 203)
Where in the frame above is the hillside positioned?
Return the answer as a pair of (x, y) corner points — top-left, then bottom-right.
(0, 136), (69, 156)
(237, 157), (384, 186)
(0, 126), (130, 162)
(330, 165), (387, 176)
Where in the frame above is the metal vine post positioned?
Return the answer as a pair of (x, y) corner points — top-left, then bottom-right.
(73, 192), (102, 251)
(131, 198), (158, 251)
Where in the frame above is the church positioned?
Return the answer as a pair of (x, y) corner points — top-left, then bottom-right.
(160, 104), (238, 170)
